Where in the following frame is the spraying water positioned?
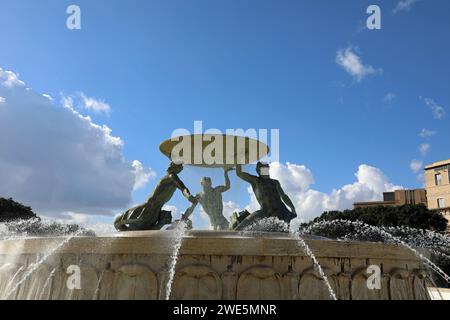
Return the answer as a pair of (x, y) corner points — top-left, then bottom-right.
(38, 268), (56, 300)
(92, 270), (106, 300)
(1, 229), (83, 300)
(241, 217), (338, 300)
(164, 220), (188, 300)
(1, 266), (25, 299)
(291, 231), (338, 300)
(302, 220), (450, 285)
(240, 216), (291, 234)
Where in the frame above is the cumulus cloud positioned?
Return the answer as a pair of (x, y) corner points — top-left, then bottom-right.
(223, 201), (242, 220)
(132, 160), (156, 191)
(410, 159), (423, 174)
(0, 96), (5, 103)
(79, 92), (111, 115)
(1, 69), (25, 87)
(419, 128), (436, 138)
(393, 0), (419, 14)
(42, 94), (53, 101)
(0, 67), (154, 217)
(336, 47), (382, 82)
(61, 92), (111, 115)
(245, 162), (402, 225)
(51, 212), (117, 235)
(419, 143), (431, 156)
(421, 97), (446, 120)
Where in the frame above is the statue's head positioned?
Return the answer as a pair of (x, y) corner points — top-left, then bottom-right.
(201, 177), (212, 190)
(167, 162), (183, 174)
(256, 162), (270, 177)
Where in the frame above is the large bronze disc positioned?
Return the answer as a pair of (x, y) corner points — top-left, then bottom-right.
(159, 134), (270, 168)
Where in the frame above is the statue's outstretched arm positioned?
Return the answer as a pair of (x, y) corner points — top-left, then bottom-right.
(215, 167), (233, 193)
(236, 165), (256, 184)
(182, 197), (199, 220)
(276, 180), (297, 215)
(170, 174), (195, 202)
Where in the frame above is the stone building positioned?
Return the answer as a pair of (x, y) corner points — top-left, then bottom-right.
(425, 158), (450, 227)
(354, 189), (427, 209)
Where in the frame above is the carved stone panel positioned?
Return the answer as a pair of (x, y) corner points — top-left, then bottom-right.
(112, 264), (158, 300)
(171, 265), (222, 300)
(351, 268), (389, 300)
(390, 269), (413, 300)
(299, 268), (337, 300)
(413, 270), (430, 300)
(412, 270), (430, 300)
(237, 266), (283, 300)
(64, 264), (99, 300)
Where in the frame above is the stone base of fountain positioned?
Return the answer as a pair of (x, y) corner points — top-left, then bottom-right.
(0, 231), (431, 300)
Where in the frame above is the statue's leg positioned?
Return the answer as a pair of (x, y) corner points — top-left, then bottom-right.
(114, 207), (139, 231)
(114, 214), (129, 231)
(153, 210), (173, 230)
(278, 206), (297, 224)
(233, 210), (266, 231)
(114, 204), (161, 231)
(229, 210), (250, 230)
(217, 216), (230, 231)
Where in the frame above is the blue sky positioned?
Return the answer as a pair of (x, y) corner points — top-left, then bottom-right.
(0, 0), (449, 230)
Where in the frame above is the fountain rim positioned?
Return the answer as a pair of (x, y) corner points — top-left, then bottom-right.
(0, 230), (428, 261)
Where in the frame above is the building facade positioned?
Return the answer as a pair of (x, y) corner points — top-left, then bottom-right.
(354, 189), (427, 209)
(425, 159), (450, 226)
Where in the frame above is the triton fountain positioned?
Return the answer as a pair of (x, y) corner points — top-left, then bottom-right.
(0, 135), (442, 300)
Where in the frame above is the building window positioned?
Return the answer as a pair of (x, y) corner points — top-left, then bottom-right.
(435, 173), (442, 186)
(437, 198), (445, 209)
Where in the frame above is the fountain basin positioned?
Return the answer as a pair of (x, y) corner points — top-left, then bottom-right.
(0, 231), (431, 300)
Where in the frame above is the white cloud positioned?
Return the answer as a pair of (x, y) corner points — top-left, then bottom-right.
(61, 92), (111, 115)
(42, 94), (53, 101)
(419, 143), (431, 156)
(336, 47), (382, 82)
(410, 159), (423, 174)
(419, 128), (436, 138)
(0, 96), (5, 103)
(223, 201), (242, 220)
(79, 92), (111, 115)
(49, 212), (117, 235)
(383, 92), (397, 103)
(61, 95), (74, 109)
(0, 67), (153, 217)
(132, 160), (156, 191)
(0, 68), (25, 88)
(245, 162), (402, 225)
(393, 0), (419, 14)
(421, 97), (446, 120)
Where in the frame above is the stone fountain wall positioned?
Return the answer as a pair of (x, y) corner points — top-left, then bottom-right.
(0, 231), (431, 300)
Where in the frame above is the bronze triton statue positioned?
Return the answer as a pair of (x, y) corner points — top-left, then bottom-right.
(231, 162), (297, 230)
(114, 162), (195, 231)
(182, 167), (233, 230)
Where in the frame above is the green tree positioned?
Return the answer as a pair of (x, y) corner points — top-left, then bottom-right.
(303, 204), (448, 232)
(0, 197), (37, 222)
